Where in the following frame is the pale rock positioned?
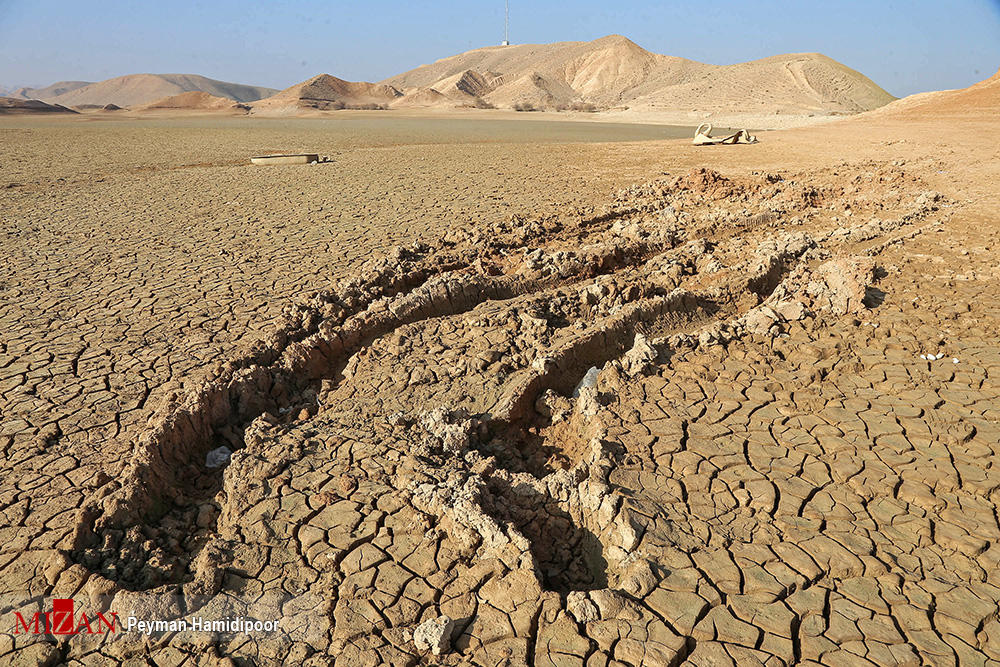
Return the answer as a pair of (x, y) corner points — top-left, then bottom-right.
(576, 386), (602, 418)
(589, 589), (642, 621)
(567, 592), (600, 624)
(620, 558), (659, 598)
(620, 333), (658, 376)
(413, 615), (458, 655)
(420, 407), (476, 454)
(743, 308), (778, 336)
(773, 299), (807, 321)
(615, 512), (644, 551)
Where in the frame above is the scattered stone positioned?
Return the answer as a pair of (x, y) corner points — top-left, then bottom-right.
(419, 407), (477, 454)
(567, 592), (600, 624)
(412, 615), (458, 655)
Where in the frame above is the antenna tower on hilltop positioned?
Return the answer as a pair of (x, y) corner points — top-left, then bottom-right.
(502, 1), (509, 46)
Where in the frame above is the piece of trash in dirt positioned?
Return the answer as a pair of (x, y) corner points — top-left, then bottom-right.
(693, 123), (758, 145)
(573, 366), (600, 398)
(206, 446), (233, 469)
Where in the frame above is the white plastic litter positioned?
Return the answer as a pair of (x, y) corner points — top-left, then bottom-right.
(573, 366), (601, 398)
(205, 446), (233, 469)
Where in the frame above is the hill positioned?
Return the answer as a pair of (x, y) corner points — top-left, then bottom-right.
(0, 97), (77, 114)
(251, 74), (401, 112)
(381, 35), (896, 122)
(857, 67), (1000, 121)
(40, 74), (277, 107)
(10, 81), (92, 100)
(70, 104), (123, 112)
(133, 91), (247, 112)
(389, 87), (461, 109)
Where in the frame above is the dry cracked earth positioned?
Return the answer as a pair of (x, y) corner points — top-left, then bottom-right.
(3, 115), (1000, 667)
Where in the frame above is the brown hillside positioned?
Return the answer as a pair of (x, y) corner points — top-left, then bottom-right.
(43, 74), (277, 107)
(431, 69), (501, 101)
(0, 97), (77, 114)
(389, 88), (460, 109)
(382, 35), (895, 120)
(252, 74), (401, 111)
(10, 81), (92, 100)
(134, 91), (246, 111)
(858, 67), (1000, 121)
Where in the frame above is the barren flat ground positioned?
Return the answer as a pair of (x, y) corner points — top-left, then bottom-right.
(3, 107), (1000, 667)
(0, 114), (692, 453)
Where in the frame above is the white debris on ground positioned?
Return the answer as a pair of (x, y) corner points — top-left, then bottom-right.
(205, 446), (233, 469)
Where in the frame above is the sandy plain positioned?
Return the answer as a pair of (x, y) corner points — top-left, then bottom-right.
(1, 97), (1000, 667)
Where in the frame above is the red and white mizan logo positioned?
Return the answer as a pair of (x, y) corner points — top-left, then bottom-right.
(14, 599), (118, 635)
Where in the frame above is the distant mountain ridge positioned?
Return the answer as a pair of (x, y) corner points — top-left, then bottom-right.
(10, 81), (92, 101)
(16, 74), (277, 107)
(380, 35), (896, 116)
(7, 36), (896, 121)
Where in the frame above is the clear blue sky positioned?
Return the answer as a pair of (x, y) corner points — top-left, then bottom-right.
(1, 0), (998, 97)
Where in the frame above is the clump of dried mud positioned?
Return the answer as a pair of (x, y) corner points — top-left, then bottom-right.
(25, 160), (973, 667)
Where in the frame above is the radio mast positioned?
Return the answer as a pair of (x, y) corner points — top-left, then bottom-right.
(502, 1), (509, 46)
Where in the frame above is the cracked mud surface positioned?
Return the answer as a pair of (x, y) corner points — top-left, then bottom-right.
(3, 113), (1000, 666)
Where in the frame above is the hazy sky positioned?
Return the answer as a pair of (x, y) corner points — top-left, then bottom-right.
(1, 0), (998, 97)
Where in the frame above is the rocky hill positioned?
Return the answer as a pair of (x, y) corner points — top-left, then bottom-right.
(382, 35), (896, 121)
(0, 97), (77, 114)
(34, 74), (276, 107)
(251, 74), (402, 112)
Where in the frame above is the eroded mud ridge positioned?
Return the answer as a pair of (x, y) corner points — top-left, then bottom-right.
(17, 162), (1000, 666)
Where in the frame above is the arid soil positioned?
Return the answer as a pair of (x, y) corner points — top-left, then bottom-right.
(2, 94), (1000, 667)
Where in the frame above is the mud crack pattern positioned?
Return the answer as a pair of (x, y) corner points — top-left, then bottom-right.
(5, 160), (1000, 667)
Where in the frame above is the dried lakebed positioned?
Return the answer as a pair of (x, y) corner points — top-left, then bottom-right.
(7, 156), (1000, 667)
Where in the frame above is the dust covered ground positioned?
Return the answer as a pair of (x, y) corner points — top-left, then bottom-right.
(2, 110), (1000, 667)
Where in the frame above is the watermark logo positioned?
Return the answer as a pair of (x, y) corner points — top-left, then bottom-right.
(125, 616), (280, 636)
(14, 598), (119, 636)
(8, 593), (306, 646)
